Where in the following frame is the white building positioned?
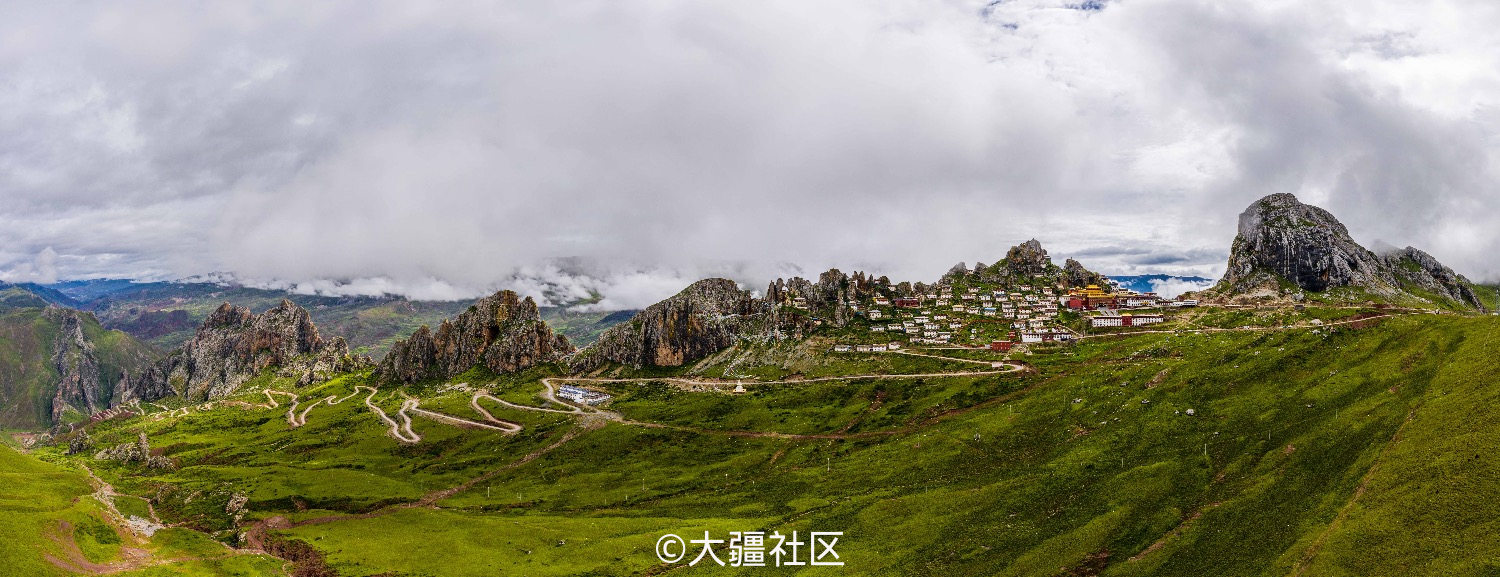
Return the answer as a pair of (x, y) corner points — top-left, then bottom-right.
(1091, 316), (1124, 328)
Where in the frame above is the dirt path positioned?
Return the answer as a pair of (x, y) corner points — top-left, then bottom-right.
(355, 386), (420, 443)
(1079, 312), (1411, 340)
(248, 423), (590, 536)
(403, 394), (522, 434)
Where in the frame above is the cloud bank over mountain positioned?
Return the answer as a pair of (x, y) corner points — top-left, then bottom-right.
(4, 0), (1500, 306)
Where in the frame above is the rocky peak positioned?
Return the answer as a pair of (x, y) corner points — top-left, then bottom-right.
(1220, 193), (1394, 295)
(1003, 239), (1052, 278)
(118, 300), (366, 403)
(572, 278), (760, 371)
(1062, 258), (1106, 288)
(376, 290), (573, 383)
(1216, 193), (1485, 310)
(1382, 246), (1486, 310)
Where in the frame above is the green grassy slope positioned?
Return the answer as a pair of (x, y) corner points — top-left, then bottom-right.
(28, 312), (1500, 576)
(0, 442), (285, 576)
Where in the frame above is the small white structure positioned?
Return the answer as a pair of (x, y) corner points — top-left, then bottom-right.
(557, 385), (612, 406)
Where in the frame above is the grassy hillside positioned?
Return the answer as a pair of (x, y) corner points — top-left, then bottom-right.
(24, 311), (1500, 575)
(0, 306), (157, 430)
(0, 440), (284, 576)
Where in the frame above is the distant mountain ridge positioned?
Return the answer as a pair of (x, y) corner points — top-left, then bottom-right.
(20, 279), (632, 355)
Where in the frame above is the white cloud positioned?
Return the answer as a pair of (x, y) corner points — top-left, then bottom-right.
(1149, 277), (1216, 299)
(2, 0), (1499, 302)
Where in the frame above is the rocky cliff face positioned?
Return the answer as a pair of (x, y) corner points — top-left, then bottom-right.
(1062, 258), (1107, 288)
(1216, 193), (1485, 310)
(571, 278), (761, 371)
(1220, 193), (1394, 294)
(117, 300), (369, 403)
(1382, 246), (1486, 310)
(376, 290), (573, 383)
(47, 308), (106, 424)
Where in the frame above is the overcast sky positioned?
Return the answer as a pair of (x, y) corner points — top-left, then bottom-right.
(3, 0), (1498, 306)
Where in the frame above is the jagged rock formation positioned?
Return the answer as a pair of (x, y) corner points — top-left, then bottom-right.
(1220, 193), (1392, 294)
(1215, 193), (1486, 310)
(1381, 246), (1486, 310)
(94, 431), (174, 470)
(1062, 258), (1108, 288)
(957, 239), (1101, 289)
(376, 290), (573, 383)
(571, 279), (761, 371)
(1001, 239), (1052, 278)
(47, 308), (107, 424)
(763, 269), (885, 333)
(118, 300), (370, 403)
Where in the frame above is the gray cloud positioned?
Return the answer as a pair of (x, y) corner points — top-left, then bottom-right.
(2, 0), (1499, 309)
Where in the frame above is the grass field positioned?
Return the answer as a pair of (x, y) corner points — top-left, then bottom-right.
(16, 310), (1500, 576)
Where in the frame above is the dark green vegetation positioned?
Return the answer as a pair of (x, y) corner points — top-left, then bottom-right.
(16, 308), (1495, 576)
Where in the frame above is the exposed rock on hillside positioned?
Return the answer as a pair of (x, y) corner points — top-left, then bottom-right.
(1220, 193), (1393, 294)
(763, 269), (884, 334)
(1062, 258), (1107, 288)
(94, 431), (173, 470)
(1215, 193), (1486, 310)
(1001, 239), (1052, 278)
(118, 300), (369, 403)
(376, 290), (573, 383)
(571, 279), (760, 371)
(47, 308), (107, 424)
(1382, 246), (1486, 310)
(960, 239), (1100, 288)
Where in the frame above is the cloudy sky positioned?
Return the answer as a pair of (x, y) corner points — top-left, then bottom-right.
(3, 0), (1498, 306)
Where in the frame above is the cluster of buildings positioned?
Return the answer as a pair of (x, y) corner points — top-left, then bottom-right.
(831, 284), (1077, 351)
(818, 277), (1197, 354)
(831, 342), (903, 353)
(1064, 284), (1200, 311)
(556, 385), (612, 406)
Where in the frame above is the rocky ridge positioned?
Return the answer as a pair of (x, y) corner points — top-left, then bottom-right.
(571, 278), (762, 371)
(117, 300), (370, 404)
(376, 290), (573, 383)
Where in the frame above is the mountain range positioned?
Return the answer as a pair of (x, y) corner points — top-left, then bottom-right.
(3, 193), (1500, 576)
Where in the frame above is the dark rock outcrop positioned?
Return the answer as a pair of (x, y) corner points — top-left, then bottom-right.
(117, 300), (369, 403)
(1220, 193), (1393, 294)
(967, 239), (1077, 286)
(1062, 258), (1107, 289)
(1382, 246), (1486, 310)
(376, 290), (573, 383)
(1001, 239), (1052, 278)
(572, 279), (760, 371)
(1215, 193), (1485, 310)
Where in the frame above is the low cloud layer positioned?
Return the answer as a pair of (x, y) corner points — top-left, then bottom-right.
(4, 0), (1500, 308)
